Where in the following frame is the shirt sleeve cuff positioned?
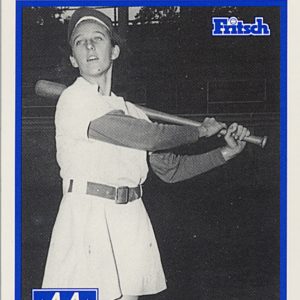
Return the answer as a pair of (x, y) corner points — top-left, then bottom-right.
(209, 148), (227, 166)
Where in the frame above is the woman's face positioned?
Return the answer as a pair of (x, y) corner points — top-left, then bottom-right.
(69, 20), (120, 80)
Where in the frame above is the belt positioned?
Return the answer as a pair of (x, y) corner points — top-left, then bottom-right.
(68, 180), (142, 204)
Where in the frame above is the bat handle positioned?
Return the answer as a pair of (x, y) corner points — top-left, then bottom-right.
(244, 135), (268, 148)
(219, 129), (268, 148)
(139, 106), (268, 148)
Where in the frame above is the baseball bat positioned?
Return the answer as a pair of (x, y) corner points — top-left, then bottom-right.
(35, 80), (268, 148)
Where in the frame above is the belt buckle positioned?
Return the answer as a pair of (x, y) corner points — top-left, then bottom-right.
(115, 186), (129, 204)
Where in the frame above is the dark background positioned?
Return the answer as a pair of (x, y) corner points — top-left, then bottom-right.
(22, 6), (280, 300)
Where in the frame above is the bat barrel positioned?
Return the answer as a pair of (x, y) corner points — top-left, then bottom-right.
(35, 80), (67, 99)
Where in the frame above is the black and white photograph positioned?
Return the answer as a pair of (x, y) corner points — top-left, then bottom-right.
(20, 4), (282, 300)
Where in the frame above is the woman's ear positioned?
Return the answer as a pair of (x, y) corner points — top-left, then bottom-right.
(69, 55), (79, 68)
(111, 45), (120, 61)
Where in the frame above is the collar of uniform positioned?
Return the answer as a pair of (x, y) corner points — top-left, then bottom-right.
(76, 76), (122, 99)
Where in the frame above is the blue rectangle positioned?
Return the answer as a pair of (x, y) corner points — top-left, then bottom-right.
(32, 289), (99, 300)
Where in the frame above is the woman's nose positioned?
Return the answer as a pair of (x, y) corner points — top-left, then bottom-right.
(86, 39), (95, 50)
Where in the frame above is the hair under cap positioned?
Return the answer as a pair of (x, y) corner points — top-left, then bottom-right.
(68, 7), (122, 46)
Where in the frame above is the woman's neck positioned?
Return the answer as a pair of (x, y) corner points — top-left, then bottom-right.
(81, 66), (112, 96)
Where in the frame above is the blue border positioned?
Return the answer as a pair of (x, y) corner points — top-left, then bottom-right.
(15, 0), (287, 6)
(16, 1), (287, 299)
(279, 3), (287, 300)
(16, 3), (23, 300)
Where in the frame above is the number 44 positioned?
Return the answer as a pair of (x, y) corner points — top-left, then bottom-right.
(51, 292), (80, 300)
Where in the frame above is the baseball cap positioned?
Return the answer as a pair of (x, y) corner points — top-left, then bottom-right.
(68, 7), (122, 46)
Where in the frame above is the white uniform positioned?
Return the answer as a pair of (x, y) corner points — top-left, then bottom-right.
(42, 77), (167, 300)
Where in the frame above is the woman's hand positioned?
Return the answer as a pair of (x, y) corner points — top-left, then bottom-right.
(220, 123), (250, 161)
(198, 117), (227, 138)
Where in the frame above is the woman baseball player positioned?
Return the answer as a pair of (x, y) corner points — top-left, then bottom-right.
(42, 7), (250, 300)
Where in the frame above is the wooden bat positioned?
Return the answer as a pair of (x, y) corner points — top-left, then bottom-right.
(35, 80), (268, 148)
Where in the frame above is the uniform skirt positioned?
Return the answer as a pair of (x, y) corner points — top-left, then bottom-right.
(42, 193), (167, 300)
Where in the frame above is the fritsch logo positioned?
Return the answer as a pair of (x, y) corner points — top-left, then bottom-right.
(212, 17), (271, 36)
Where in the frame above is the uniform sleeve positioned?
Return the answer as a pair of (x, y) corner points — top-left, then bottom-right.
(149, 148), (226, 183)
(55, 91), (91, 140)
(88, 110), (200, 151)
(55, 88), (110, 140)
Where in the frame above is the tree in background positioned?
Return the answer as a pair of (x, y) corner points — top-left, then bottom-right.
(133, 6), (180, 24)
(23, 7), (67, 27)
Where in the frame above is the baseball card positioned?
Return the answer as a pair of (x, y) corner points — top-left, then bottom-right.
(1, 0), (299, 299)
